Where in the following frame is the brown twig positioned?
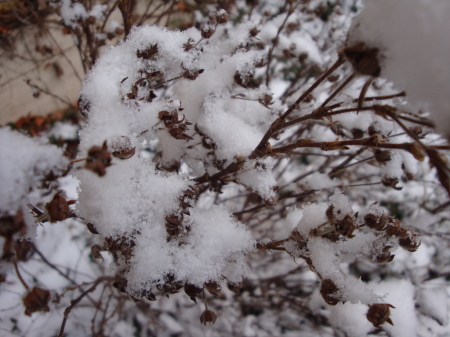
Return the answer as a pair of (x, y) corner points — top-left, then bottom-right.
(58, 277), (112, 337)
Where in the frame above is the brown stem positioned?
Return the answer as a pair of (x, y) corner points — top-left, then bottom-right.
(271, 136), (415, 154)
(265, 1), (296, 86)
(58, 277), (112, 337)
(13, 259), (29, 291)
(254, 55), (345, 156)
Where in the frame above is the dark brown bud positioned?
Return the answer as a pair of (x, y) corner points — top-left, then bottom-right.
(366, 303), (395, 327)
(249, 27), (259, 37)
(344, 42), (381, 77)
(320, 279), (340, 306)
(184, 283), (203, 303)
(375, 150), (391, 164)
(200, 309), (217, 325)
(23, 287), (51, 316)
(351, 128), (364, 139)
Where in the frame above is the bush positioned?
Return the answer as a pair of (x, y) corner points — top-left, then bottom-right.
(1, 1), (449, 336)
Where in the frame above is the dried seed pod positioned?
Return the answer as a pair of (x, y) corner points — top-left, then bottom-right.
(364, 213), (389, 231)
(366, 303), (395, 327)
(320, 279), (340, 306)
(215, 10), (229, 24)
(399, 234), (421, 252)
(334, 215), (356, 238)
(14, 239), (34, 262)
(201, 25), (215, 39)
(249, 26), (259, 37)
(45, 191), (75, 223)
(385, 223), (409, 238)
(368, 124), (380, 136)
(141, 290), (157, 301)
(200, 309), (217, 325)
(204, 281), (221, 297)
(351, 128), (364, 139)
(182, 68), (204, 80)
(136, 44), (158, 59)
(373, 245), (395, 263)
(85, 141), (112, 177)
(23, 287), (51, 316)
(227, 281), (243, 294)
(344, 42), (381, 77)
(382, 177), (402, 190)
(184, 283), (203, 303)
(375, 150), (391, 164)
(111, 136), (136, 160)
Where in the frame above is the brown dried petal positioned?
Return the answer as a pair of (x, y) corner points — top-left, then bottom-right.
(200, 309), (217, 325)
(366, 303), (395, 327)
(23, 287), (51, 316)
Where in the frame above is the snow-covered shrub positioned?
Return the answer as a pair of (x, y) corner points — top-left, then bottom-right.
(1, 1), (449, 336)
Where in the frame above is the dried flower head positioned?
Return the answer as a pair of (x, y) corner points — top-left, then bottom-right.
(366, 303), (395, 327)
(200, 309), (217, 325)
